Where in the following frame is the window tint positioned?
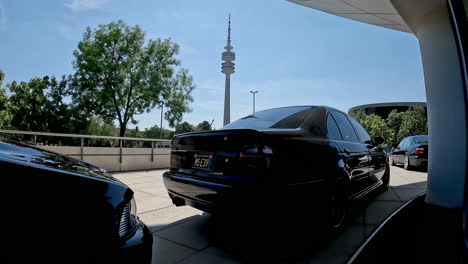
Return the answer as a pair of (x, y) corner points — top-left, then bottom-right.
(327, 115), (343, 140)
(402, 138), (412, 149)
(398, 138), (406, 148)
(413, 135), (428, 144)
(406, 138), (414, 147)
(331, 112), (359, 143)
(222, 106), (314, 130)
(348, 116), (372, 144)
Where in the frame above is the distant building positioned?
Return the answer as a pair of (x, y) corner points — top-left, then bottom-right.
(348, 102), (427, 119)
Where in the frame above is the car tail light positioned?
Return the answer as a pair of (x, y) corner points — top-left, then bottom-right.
(415, 148), (424, 154)
(238, 145), (272, 160)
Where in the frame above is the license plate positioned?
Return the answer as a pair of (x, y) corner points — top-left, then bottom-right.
(192, 154), (213, 170)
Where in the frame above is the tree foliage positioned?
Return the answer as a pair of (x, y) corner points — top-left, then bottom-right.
(398, 106), (428, 141)
(386, 110), (404, 144)
(0, 70), (12, 129)
(143, 125), (174, 139)
(7, 76), (88, 133)
(69, 20), (195, 137)
(175, 122), (195, 135)
(0, 69), (4, 87)
(83, 116), (118, 146)
(195, 120), (213, 131)
(353, 106), (428, 145)
(352, 111), (392, 144)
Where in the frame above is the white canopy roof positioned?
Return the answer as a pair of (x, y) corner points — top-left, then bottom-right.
(288, 0), (411, 33)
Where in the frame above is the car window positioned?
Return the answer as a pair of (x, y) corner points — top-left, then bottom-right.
(398, 138), (407, 148)
(347, 116), (372, 144)
(406, 138), (414, 147)
(331, 112), (359, 143)
(413, 135), (428, 144)
(222, 106), (315, 130)
(403, 138), (411, 148)
(327, 114), (343, 140)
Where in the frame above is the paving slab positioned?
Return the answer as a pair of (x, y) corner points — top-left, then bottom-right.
(179, 251), (241, 264)
(151, 236), (196, 264)
(137, 196), (174, 214)
(113, 166), (427, 264)
(364, 200), (405, 225)
(154, 215), (211, 250)
(139, 206), (202, 233)
(392, 188), (425, 202)
(375, 187), (400, 201)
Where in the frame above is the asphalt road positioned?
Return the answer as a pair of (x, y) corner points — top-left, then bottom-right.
(114, 165), (427, 264)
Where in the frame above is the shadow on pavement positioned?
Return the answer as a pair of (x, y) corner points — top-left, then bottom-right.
(136, 167), (427, 263)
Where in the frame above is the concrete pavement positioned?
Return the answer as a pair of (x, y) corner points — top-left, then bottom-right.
(113, 165), (427, 264)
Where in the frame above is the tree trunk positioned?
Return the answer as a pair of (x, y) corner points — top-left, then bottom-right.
(119, 124), (126, 137)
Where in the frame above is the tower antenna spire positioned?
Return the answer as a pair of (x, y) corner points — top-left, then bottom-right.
(227, 13), (231, 48)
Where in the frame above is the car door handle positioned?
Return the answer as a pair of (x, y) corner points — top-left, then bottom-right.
(344, 148), (351, 155)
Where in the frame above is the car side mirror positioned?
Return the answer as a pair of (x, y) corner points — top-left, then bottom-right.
(373, 136), (385, 145)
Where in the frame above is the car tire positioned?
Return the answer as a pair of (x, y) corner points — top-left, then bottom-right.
(403, 155), (412, 170)
(325, 191), (348, 234)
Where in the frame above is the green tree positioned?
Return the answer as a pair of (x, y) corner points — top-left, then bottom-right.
(84, 116), (118, 146)
(8, 77), (53, 132)
(7, 76), (88, 134)
(352, 111), (392, 144)
(195, 120), (213, 131)
(0, 70), (4, 87)
(143, 125), (174, 139)
(398, 106), (428, 140)
(0, 70), (12, 129)
(69, 20), (195, 137)
(175, 122), (194, 134)
(386, 110), (405, 144)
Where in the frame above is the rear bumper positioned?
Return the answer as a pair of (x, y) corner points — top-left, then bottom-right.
(163, 171), (326, 214)
(409, 156), (428, 167)
(163, 171), (244, 213)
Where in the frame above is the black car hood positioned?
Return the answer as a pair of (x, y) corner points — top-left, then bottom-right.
(0, 140), (123, 185)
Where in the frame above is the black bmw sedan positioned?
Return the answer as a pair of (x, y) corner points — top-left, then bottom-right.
(2, 141), (152, 263)
(390, 135), (429, 170)
(164, 106), (390, 231)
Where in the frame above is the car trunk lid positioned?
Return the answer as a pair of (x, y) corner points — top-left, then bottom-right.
(170, 129), (272, 180)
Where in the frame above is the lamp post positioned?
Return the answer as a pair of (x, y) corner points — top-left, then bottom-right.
(250, 91), (258, 113)
(159, 103), (164, 139)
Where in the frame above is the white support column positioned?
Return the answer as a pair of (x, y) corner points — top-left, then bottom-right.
(392, 0), (467, 208)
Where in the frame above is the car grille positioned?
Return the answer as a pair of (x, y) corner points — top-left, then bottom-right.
(118, 203), (132, 238)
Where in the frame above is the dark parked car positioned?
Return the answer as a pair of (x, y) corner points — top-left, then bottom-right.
(2, 140), (152, 263)
(390, 135), (428, 170)
(163, 106), (390, 231)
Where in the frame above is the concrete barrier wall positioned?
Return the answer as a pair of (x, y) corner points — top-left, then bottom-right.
(37, 146), (170, 172)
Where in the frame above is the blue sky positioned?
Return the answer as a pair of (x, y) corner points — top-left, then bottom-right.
(0, 0), (425, 130)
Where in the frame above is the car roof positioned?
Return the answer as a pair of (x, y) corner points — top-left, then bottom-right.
(256, 105), (347, 115)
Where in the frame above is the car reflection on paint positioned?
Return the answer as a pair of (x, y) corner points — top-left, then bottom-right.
(2, 140), (152, 263)
(163, 106), (390, 232)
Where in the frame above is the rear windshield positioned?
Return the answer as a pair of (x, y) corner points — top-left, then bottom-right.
(222, 106), (315, 130)
(413, 135), (428, 144)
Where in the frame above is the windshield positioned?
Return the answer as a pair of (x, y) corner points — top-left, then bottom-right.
(413, 136), (429, 144)
(222, 106), (314, 130)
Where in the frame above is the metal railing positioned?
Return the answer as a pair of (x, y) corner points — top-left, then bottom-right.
(0, 129), (171, 164)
